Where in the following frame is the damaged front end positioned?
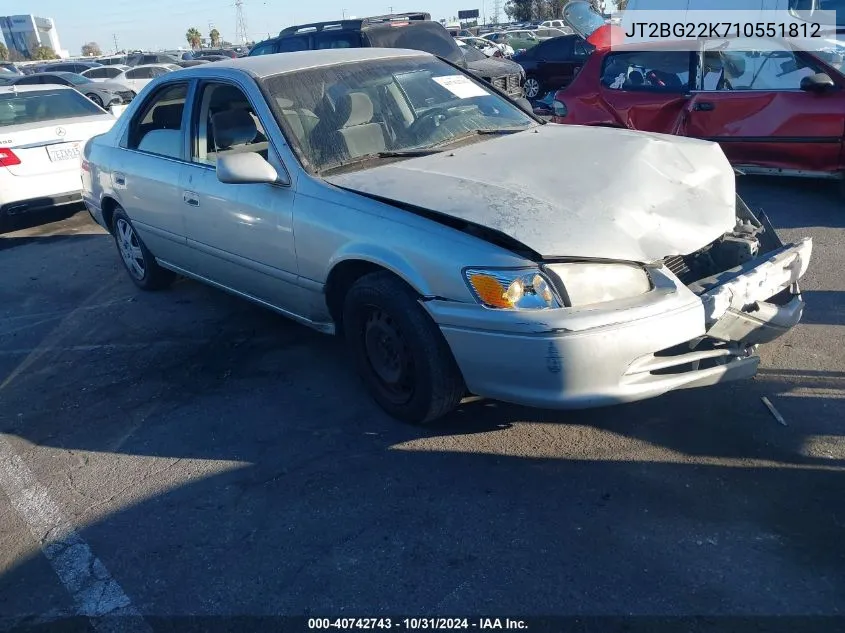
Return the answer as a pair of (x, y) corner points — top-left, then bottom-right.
(628, 196), (812, 388)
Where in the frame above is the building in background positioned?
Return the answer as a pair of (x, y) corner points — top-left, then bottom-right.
(0, 15), (68, 59)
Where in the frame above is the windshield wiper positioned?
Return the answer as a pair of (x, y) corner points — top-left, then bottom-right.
(377, 149), (444, 157)
(475, 127), (528, 135)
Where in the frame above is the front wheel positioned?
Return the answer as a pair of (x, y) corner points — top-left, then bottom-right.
(112, 207), (175, 290)
(342, 272), (465, 424)
(86, 93), (104, 108)
(523, 76), (542, 100)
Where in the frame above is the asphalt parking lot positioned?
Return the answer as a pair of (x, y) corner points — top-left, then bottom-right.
(1, 176), (844, 631)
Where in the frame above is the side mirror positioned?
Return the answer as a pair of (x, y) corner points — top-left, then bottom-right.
(216, 152), (287, 185)
(800, 72), (835, 92)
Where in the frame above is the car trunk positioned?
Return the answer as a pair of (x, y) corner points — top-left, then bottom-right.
(1, 116), (114, 177)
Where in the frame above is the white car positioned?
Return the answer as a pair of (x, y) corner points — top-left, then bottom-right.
(81, 65), (131, 82)
(112, 64), (181, 93)
(0, 85), (116, 224)
(458, 36), (514, 58)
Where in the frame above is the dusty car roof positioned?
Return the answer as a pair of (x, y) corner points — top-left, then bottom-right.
(0, 84), (74, 94)
(183, 48), (430, 79)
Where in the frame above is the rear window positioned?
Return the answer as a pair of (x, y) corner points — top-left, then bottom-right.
(364, 22), (464, 64)
(0, 89), (104, 127)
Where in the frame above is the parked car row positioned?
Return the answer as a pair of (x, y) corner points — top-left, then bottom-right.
(249, 12), (526, 100)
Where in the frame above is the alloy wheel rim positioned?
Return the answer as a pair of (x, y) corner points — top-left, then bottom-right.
(524, 78), (539, 98)
(116, 218), (146, 280)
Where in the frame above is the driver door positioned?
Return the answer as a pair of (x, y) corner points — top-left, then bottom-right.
(681, 40), (845, 174)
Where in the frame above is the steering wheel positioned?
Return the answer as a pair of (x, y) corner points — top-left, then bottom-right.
(408, 107), (450, 138)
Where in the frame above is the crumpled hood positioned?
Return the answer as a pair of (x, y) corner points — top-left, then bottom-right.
(325, 124), (737, 262)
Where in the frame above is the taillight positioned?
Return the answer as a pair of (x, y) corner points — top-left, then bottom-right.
(81, 158), (91, 172)
(0, 148), (20, 167)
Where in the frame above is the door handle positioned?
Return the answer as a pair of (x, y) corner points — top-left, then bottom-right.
(183, 191), (200, 207)
(693, 102), (715, 112)
(114, 172), (125, 186)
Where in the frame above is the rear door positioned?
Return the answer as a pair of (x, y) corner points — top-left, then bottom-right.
(115, 81), (191, 264)
(681, 40), (845, 174)
(596, 49), (694, 131)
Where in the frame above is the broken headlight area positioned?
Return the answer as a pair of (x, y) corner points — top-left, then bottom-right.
(662, 195), (781, 287)
(661, 194), (812, 347)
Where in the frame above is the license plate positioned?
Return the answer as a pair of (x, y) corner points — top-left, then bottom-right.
(47, 143), (80, 162)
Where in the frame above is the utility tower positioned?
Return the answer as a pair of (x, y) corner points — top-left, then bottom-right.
(235, 0), (248, 44)
(491, 0), (502, 25)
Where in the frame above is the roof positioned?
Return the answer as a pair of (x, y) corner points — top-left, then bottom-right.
(177, 48), (430, 80)
(0, 84), (74, 94)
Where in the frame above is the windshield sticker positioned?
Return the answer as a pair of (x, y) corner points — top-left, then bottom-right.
(433, 75), (489, 99)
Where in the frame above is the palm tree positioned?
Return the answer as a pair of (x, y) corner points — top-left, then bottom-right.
(209, 28), (221, 47)
(186, 27), (202, 49)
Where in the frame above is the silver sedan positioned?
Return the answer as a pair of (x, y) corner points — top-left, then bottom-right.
(81, 49), (812, 424)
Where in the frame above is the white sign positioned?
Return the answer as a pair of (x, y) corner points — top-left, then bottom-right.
(433, 75), (489, 99)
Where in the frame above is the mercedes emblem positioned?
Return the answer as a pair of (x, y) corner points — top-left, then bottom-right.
(56, 127), (66, 137)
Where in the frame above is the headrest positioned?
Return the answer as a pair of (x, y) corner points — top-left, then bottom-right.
(337, 92), (374, 127)
(211, 109), (257, 149)
(152, 104), (183, 128)
(137, 129), (182, 157)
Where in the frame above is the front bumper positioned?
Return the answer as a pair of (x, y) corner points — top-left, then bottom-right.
(425, 239), (812, 410)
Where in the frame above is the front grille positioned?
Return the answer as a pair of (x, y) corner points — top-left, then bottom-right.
(116, 90), (135, 104)
(506, 74), (519, 90)
(491, 76), (507, 90)
(663, 255), (690, 279)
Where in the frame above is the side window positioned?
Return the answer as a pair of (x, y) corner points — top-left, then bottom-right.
(250, 42), (277, 56)
(601, 51), (692, 92)
(14, 76), (42, 85)
(277, 36), (310, 52)
(540, 37), (574, 59)
(127, 83), (188, 159)
(574, 40), (591, 58)
(703, 42), (822, 91)
(150, 67), (168, 77)
(192, 82), (269, 166)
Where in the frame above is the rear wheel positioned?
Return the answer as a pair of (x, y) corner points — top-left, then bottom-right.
(342, 272), (465, 424)
(86, 93), (104, 108)
(111, 207), (175, 290)
(523, 75), (542, 99)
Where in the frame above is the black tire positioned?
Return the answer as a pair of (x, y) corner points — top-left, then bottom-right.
(111, 207), (175, 291)
(342, 271), (465, 424)
(86, 93), (104, 108)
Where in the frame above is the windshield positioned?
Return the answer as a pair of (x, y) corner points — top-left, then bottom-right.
(0, 89), (104, 126)
(459, 43), (488, 62)
(813, 40), (845, 71)
(261, 56), (535, 174)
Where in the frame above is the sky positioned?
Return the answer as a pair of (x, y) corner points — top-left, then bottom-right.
(3, 0), (619, 55)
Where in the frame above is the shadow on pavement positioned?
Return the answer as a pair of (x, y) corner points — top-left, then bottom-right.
(0, 268), (844, 620)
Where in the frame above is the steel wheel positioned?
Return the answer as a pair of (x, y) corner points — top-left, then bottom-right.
(523, 77), (541, 99)
(115, 218), (146, 280)
(361, 305), (415, 405)
(86, 93), (104, 108)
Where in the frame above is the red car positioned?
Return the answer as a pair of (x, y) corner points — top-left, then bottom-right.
(549, 2), (845, 184)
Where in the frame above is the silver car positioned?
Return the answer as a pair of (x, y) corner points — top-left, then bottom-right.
(81, 48), (812, 424)
(10, 71), (135, 109)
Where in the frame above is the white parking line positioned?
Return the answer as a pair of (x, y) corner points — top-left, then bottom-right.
(0, 435), (151, 633)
